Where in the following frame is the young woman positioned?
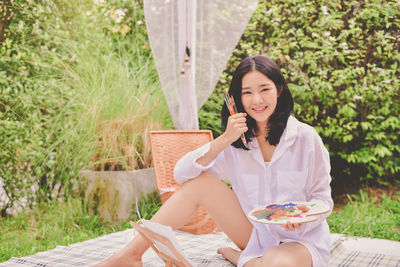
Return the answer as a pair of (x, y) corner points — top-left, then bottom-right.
(95, 56), (333, 267)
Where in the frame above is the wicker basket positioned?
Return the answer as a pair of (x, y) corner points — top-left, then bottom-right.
(150, 130), (220, 234)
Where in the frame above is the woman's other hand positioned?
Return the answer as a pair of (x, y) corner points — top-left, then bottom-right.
(280, 205), (309, 231)
(297, 205), (309, 213)
(281, 222), (303, 231)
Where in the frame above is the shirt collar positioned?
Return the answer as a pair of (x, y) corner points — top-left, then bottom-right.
(247, 116), (299, 164)
(248, 116), (299, 148)
(283, 115), (299, 142)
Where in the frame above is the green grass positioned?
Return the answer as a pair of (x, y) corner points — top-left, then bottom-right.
(328, 190), (400, 241)
(0, 197), (130, 262)
(131, 190), (162, 222)
(1, 190), (399, 263)
(41, 0), (173, 171)
(0, 191), (162, 263)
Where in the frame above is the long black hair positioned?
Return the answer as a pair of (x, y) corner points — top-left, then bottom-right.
(221, 56), (294, 149)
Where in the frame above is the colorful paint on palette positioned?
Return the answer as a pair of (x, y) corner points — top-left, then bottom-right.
(253, 202), (304, 221)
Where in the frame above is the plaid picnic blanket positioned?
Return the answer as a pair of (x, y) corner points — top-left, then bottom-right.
(1, 230), (399, 267)
(329, 237), (400, 267)
(0, 229), (234, 267)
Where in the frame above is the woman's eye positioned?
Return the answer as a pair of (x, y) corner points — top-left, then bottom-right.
(242, 91), (252, 95)
(261, 88), (270, 92)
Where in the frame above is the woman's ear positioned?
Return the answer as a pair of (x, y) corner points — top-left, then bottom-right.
(277, 86), (283, 97)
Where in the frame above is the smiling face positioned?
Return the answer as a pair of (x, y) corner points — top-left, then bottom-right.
(241, 70), (281, 131)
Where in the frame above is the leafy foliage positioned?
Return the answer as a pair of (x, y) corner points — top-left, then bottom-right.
(199, 0), (400, 184)
(1, 0), (82, 215)
(0, 0), (170, 216)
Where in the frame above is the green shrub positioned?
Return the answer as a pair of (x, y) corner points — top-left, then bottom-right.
(200, 0), (400, 184)
(0, 0), (171, 216)
(0, 0), (78, 215)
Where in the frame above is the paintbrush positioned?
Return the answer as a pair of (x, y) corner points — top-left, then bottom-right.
(224, 92), (248, 146)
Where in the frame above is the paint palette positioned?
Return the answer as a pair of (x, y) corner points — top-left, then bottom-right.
(248, 201), (330, 225)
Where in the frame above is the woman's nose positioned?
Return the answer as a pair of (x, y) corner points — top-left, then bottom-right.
(253, 93), (263, 104)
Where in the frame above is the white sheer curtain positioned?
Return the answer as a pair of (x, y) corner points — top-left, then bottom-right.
(144, 0), (258, 130)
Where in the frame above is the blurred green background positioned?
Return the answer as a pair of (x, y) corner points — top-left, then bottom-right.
(0, 0), (399, 262)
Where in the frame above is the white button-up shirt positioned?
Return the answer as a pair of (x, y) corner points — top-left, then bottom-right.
(174, 116), (333, 267)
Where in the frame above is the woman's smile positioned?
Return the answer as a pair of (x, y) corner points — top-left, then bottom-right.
(252, 106), (268, 113)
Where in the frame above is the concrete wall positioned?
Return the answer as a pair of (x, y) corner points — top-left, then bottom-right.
(80, 168), (157, 223)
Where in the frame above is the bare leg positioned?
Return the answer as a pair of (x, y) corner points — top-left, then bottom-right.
(245, 242), (312, 267)
(217, 247), (242, 265)
(93, 172), (252, 267)
(218, 242), (312, 267)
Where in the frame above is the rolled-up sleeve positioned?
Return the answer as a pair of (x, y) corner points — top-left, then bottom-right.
(302, 130), (334, 234)
(174, 142), (227, 184)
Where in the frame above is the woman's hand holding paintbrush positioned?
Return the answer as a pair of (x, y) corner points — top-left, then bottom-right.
(224, 93), (248, 146)
(222, 113), (248, 144)
(195, 106), (247, 167)
(195, 114), (248, 167)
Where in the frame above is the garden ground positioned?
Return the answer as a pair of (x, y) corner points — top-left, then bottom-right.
(1, 184), (399, 263)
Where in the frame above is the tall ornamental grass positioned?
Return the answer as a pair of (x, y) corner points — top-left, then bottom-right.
(0, 0), (171, 216)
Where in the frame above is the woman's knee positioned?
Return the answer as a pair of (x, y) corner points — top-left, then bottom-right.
(260, 247), (301, 267)
(181, 172), (223, 191)
(268, 257), (298, 267)
(176, 173), (219, 199)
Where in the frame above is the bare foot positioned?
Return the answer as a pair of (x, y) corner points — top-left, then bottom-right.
(217, 247), (241, 265)
(92, 253), (142, 267)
